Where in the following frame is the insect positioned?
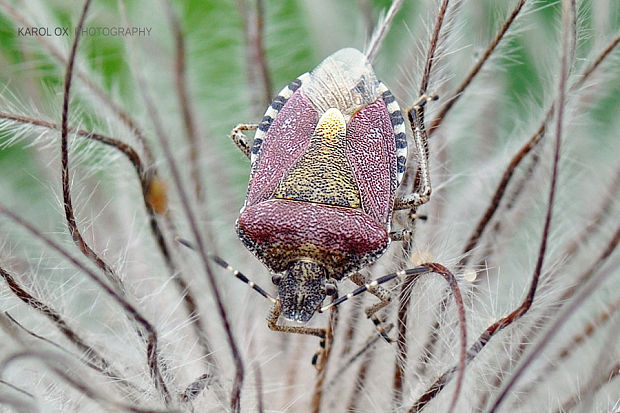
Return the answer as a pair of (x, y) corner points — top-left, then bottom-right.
(226, 47), (438, 344)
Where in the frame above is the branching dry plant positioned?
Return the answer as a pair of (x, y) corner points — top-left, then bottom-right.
(0, 0), (619, 412)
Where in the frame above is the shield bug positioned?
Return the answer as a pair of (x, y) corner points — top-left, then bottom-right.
(225, 47), (440, 343)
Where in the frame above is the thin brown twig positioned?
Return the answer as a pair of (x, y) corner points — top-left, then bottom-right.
(318, 264), (467, 411)
(0, 0), (156, 166)
(59, 13), (176, 399)
(488, 253), (620, 412)
(0, 205), (172, 405)
(327, 324), (392, 389)
(163, 0), (204, 203)
(312, 299), (338, 413)
(60, 0), (125, 294)
(2, 3), (186, 282)
(459, 28), (620, 267)
(439, 0), (576, 408)
(365, 0), (405, 63)
(2, 311), (144, 402)
(425, 263), (467, 413)
(493, 220), (620, 412)
(419, 0), (450, 96)
(253, 0), (271, 105)
(0, 110), (216, 378)
(556, 362), (620, 413)
(238, 0), (272, 113)
(476, 192), (620, 409)
(124, 14), (245, 408)
(561, 164), (620, 260)
(478, 152), (541, 269)
(412, 6), (574, 403)
(254, 362), (264, 413)
(346, 344), (375, 412)
(392, 275), (417, 408)
(357, 0), (376, 41)
(0, 378), (34, 401)
(560, 221), (620, 302)
(0, 267), (115, 376)
(0, 379), (37, 413)
(156, 1), (223, 376)
(398, 11), (457, 383)
(400, 0), (455, 204)
(428, 0), (527, 134)
(338, 292), (362, 357)
(0, 112), (175, 272)
(518, 293), (620, 401)
(0, 351), (179, 413)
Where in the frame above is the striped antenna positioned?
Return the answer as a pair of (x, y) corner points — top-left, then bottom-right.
(175, 237), (276, 303)
(365, 0), (405, 63)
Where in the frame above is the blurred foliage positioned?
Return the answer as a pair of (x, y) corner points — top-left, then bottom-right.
(1, 0), (619, 195)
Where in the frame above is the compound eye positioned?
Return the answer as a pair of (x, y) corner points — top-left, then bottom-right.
(271, 274), (282, 285)
(325, 283), (337, 296)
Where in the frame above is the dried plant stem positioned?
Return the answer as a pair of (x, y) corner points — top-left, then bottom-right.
(365, 0), (405, 63)
(2, 311), (144, 403)
(459, 28), (620, 267)
(157, 2), (222, 373)
(392, 275), (417, 408)
(561, 164), (620, 260)
(518, 293), (620, 401)
(0, 378), (34, 399)
(346, 345), (375, 412)
(419, 0), (450, 96)
(125, 15), (245, 409)
(357, 0), (375, 40)
(0, 205), (172, 404)
(339, 293), (362, 357)
(412, 6), (574, 402)
(490, 220), (620, 411)
(429, 0), (527, 134)
(396, 0), (458, 382)
(60, 11), (206, 400)
(60, 0), (126, 295)
(400, 0), (452, 201)
(488, 251), (620, 412)
(0, 268), (122, 380)
(253, 362), (265, 413)
(0, 351), (178, 413)
(312, 302), (338, 413)
(555, 362), (620, 413)
(0, 111), (216, 375)
(480, 152), (540, 265)
(327, 326), (391, 390)
(163, 0), (204, 203)
(238, 0), (272, 112)
(0, 0), (156, 166)
(0, 112), (173, 267)
(562, 222), (620, 301)
(487, 2), (574, 411)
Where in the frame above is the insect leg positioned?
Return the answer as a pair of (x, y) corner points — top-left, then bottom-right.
(349, 273), (394, 343)
(393, 94), (437, 211)
(229, 123), (257, 159)
(266, 300), (328, 367)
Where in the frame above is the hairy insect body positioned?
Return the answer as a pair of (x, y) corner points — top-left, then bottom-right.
(237, 48), (406, 322)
